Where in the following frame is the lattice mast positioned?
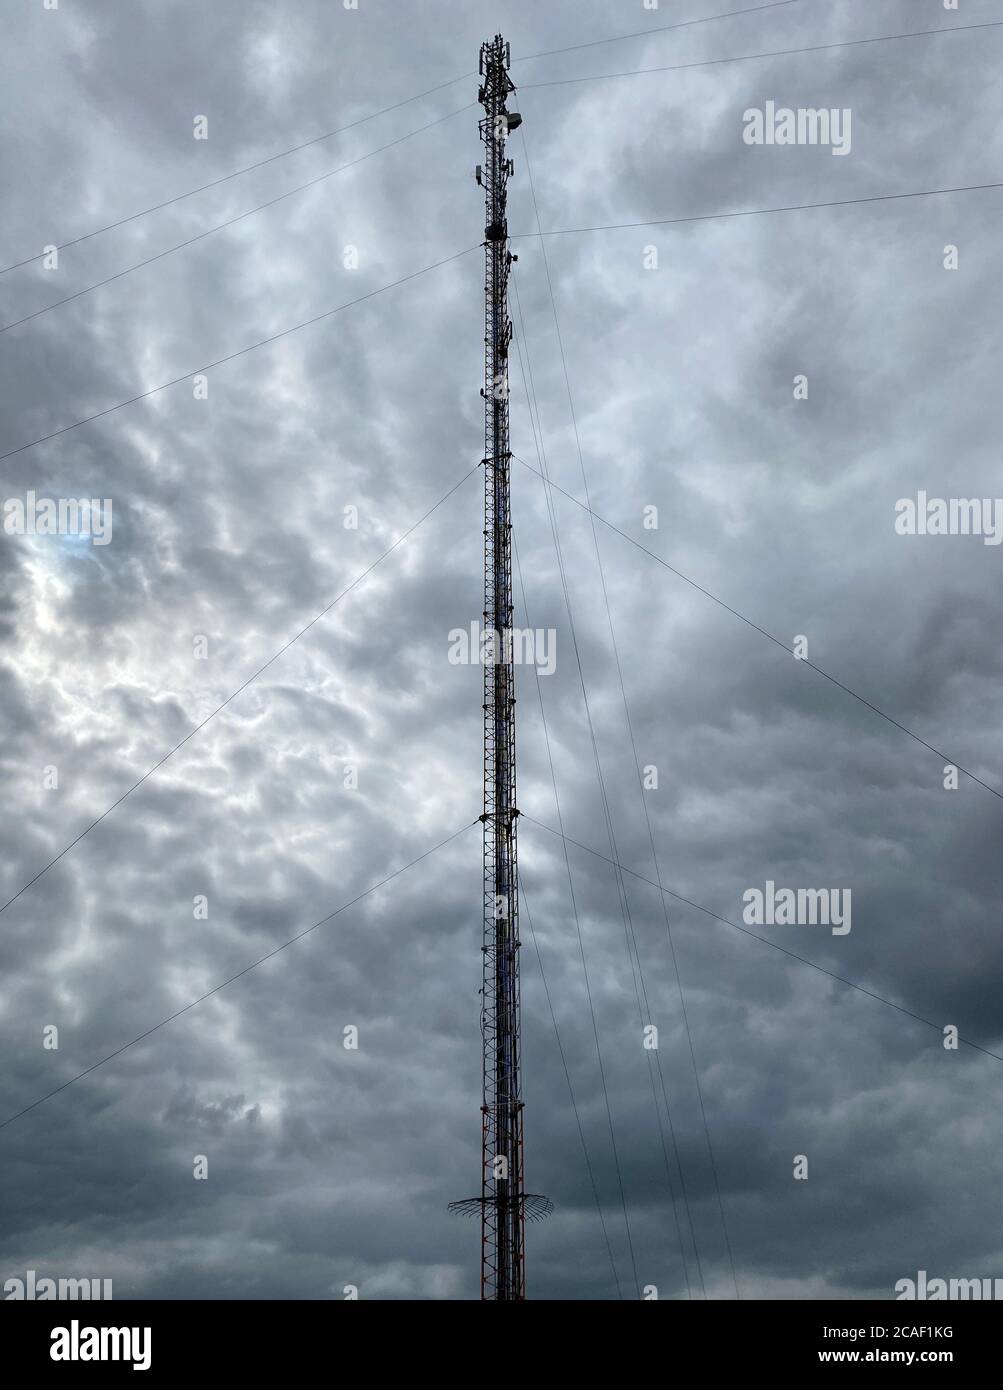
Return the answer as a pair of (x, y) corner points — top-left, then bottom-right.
(449, 33), (549, 1302)
(475, 27), (522, 1301)
(478, 33), (523, 1303)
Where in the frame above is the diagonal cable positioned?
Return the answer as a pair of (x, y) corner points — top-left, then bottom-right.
(0, 104), (475, 336)
(512, 276), (696, 1298)
(0, 462), (480, 919)
(1, 0), (806, 276)
(520, 128), (741, 1296)
(0, 75), (477, 276)
(0, 819), (478, 1131)
(522, 813), (1003, 1068)
(521, 19), (1003, 90)
(511, 181), (1003, 241)
(517, 0), (804, 64)
(519, 876), (624, 1298)
(512, 453), (1002, 804)
(0, 244), (480, 463)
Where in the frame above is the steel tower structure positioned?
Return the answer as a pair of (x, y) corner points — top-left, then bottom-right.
(479, 31), (524, 1303)
(450, 35), (550, 1301)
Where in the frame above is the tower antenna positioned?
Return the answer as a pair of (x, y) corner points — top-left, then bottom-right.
(449, 33), (551, 1301)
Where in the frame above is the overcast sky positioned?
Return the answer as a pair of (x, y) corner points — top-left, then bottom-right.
(2, 0), (1002, 1301)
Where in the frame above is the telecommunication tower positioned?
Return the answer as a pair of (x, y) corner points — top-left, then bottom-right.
(449, 34), (551, 1301)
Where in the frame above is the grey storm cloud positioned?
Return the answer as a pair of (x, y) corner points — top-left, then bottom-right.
(1, 0), (1002, 1301)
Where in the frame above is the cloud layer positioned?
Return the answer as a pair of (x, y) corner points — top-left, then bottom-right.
(2, 0), (1002, 1300)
